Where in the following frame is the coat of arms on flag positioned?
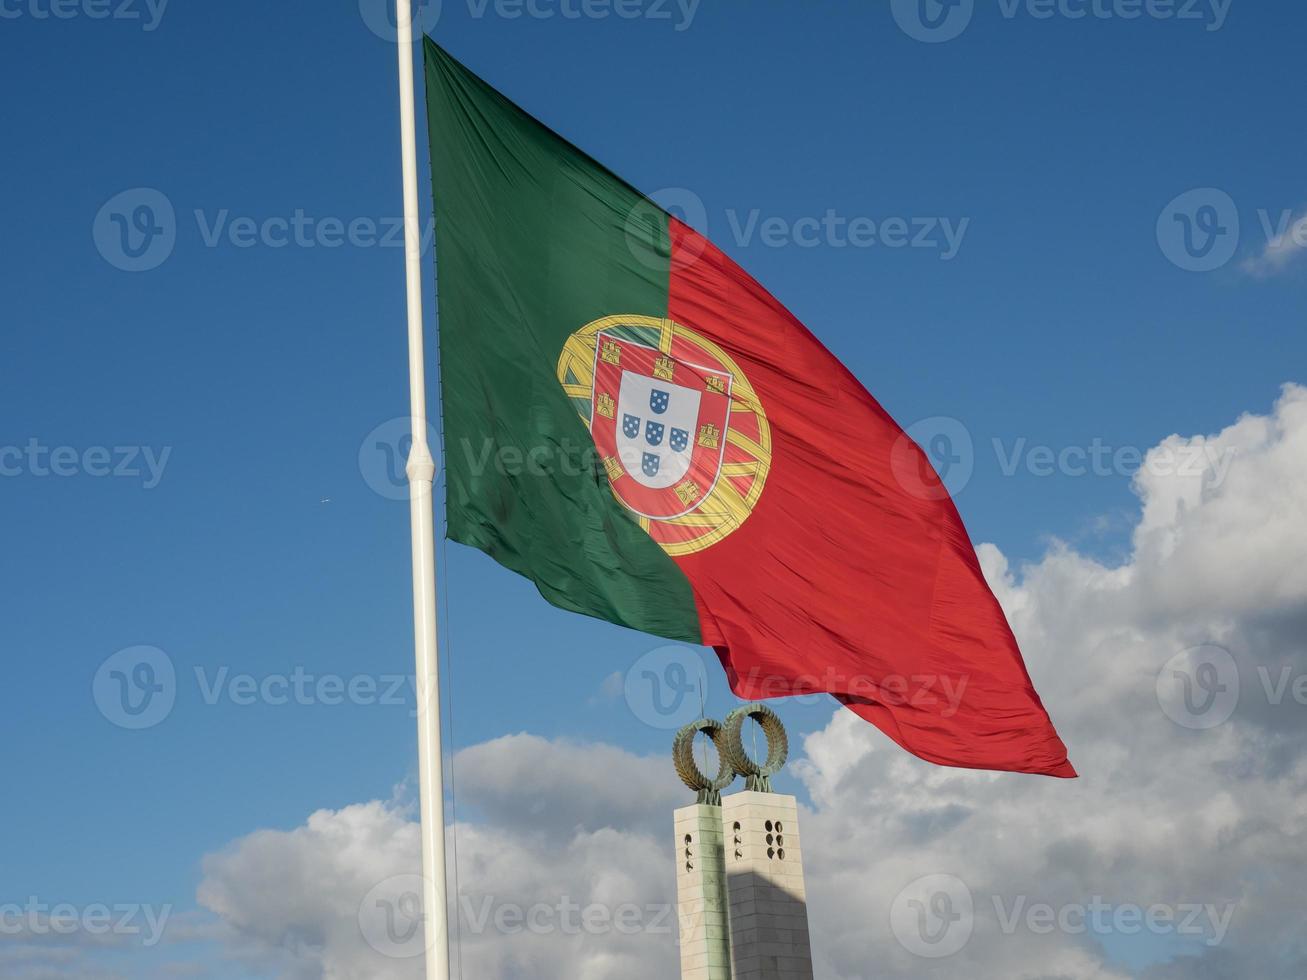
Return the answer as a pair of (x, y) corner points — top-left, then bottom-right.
(557, 314), (772, 556)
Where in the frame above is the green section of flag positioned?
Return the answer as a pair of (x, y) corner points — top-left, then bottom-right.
(424, 39), (702, 643)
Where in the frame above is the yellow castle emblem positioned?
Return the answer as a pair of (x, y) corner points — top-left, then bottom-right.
(674, 480), (702, 506)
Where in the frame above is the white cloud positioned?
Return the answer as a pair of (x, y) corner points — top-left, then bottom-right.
(450, 733), (682, 839)
(794, 383), (1307, 979)
(193, 385), (1307, 979)
(195, 741), (687, 980)
(1243, 209), (1307, 278)
(197, 800), (422, 979)
(591, 670), (625, 705)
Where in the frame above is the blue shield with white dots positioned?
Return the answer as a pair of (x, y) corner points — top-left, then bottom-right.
(642, 452), (660, 478)
(670, 427), (689, 452)
(650, 389), (670, 415)
(623, 414), (641, 439)
(646, 421), (665, 446)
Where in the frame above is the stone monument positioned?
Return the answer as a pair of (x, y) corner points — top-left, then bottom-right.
(673, 704), (814, 980)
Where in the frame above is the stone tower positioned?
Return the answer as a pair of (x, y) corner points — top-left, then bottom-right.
(673, 704), (815, 980)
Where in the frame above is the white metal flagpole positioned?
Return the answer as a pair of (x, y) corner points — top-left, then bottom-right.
(394, 2), (451, 979)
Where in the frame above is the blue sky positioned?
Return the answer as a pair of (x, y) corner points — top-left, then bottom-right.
(2, 1), (1305, 977)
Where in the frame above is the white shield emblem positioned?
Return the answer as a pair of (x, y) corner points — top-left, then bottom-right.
(615, 371), (701, 490)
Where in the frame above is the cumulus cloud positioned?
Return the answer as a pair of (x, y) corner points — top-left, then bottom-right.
(795, 383), (1307, 978)
(194, 385), (1307, 979)
(451, 733), (683, 839)
(196, 740), (687, 980)
(197, 800), (423, 979)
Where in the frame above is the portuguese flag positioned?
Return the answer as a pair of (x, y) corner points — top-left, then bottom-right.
(425, 40), (1074, 778)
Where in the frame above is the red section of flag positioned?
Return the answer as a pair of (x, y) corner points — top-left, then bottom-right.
(665, 218), (1075, 778)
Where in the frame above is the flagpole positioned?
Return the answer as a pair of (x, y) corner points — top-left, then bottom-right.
(394, 2), (451, 979)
